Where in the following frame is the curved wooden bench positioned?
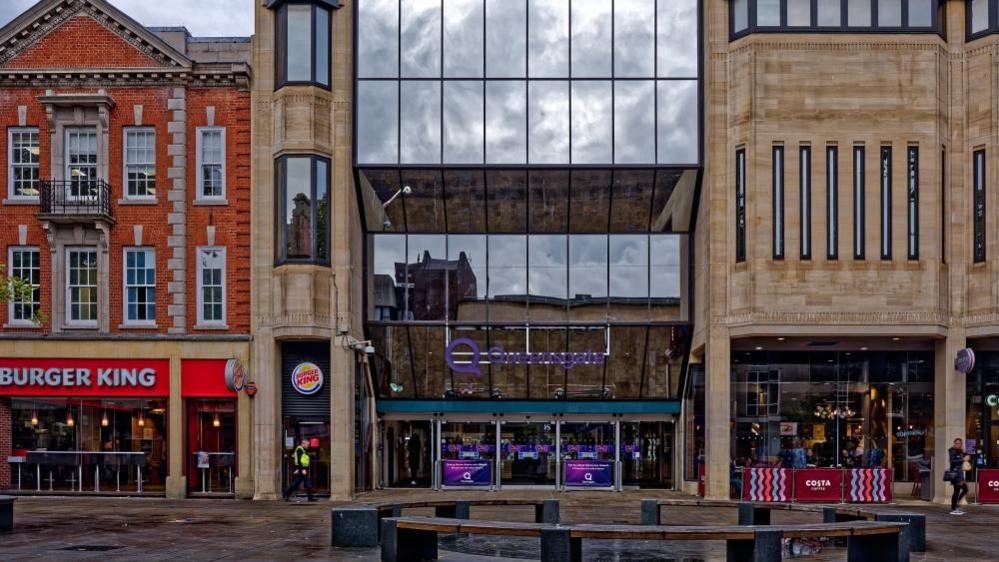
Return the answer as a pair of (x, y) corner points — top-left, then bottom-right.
(0, 496), (14, 533)
(379, 516), (909, 562)
(332, 498), (559, 547)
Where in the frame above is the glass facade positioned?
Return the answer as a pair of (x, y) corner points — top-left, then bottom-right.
(965, 352), (999, 474)
(731, 0), (941, 37)
(731, 351), (933, 481)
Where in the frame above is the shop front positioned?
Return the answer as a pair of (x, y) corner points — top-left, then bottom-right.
(280, 341), (332, 497)
(182, 360), (239, 496)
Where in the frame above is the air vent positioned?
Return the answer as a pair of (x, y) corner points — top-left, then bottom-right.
(806, 341), (840, 347)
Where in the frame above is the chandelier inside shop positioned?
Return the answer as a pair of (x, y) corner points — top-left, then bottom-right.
(813, 403), (856, 420)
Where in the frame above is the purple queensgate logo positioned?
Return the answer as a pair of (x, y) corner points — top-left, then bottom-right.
(445, 337), (605, 377)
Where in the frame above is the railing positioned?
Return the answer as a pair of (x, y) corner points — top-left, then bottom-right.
(38, 179), (113, 219)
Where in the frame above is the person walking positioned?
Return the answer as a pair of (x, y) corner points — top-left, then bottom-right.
(948, 438), (970, 515)
(283, 439), (316, 502)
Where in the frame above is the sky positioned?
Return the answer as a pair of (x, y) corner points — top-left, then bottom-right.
(0, 0), (253, 37)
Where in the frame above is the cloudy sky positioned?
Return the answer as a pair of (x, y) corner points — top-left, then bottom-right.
(0, 0), (253, 37)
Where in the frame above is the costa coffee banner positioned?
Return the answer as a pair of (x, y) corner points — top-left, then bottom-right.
(0, 359), (170, 397)
(744, 467), (790, 502)
(847, 468), (892, 503)
(977, 469), (999, 504)
(793, 468), (843, 503)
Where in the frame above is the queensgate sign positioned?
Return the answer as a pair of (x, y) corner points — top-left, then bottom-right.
(445, 337), (606, 377)
(0, 359), (170, 397)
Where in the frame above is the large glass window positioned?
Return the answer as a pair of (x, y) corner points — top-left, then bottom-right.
(276, 155), (330, 264)
(970, 0), (990, 36)
(274, 2), (331, 88)
(124, 128), (156, 199)
(66, 247), (98, 326)
(8, 247), (40, 325)
(8, 127), (39, 199)
(733, 0), (938, 36)
(196, 128), (225, 201)
(197, 247), (226, 327)
(123, 247), (156, 326)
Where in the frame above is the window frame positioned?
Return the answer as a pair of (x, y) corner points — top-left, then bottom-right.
(967, 0), (994, 41)
(730, 0), (942, 39)
(736, 148), (747, 263)
(195, 127), (227, 202)
(773, 145), (785, 260)
(65, 246), (99, 329)
(196, 246), (227, 329)
(880, 145), (892, 260)
(274, 154), (332, 266)
(827, 145), (839, 260)
(122, 246), (156, 328)
(275, 1), (333, 90)
(7, 127), (40, 201)
(122, 126), (157, 201)
(7, 246), (41, 327)
(800, 144), (812, 260)
(854, 145), (866, 260)
(906, 145), (919, 260)
(974, 148), (987, 263)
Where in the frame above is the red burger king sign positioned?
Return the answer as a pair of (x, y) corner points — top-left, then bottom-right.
(291, 362), (324, 396)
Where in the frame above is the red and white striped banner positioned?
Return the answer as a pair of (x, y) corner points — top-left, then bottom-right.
(743, 467), (791, 502)
(847, 468), (892, 503)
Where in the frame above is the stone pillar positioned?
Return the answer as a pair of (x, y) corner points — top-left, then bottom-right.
(166, 87), (188, 334)
(165, 354), (186, 498)
(253, 335), (282, 500)
(704, 330), (732, 500)
(330, 341), (355, 501)
(933, 329), (967, 504)
(234, 350), (255, 499)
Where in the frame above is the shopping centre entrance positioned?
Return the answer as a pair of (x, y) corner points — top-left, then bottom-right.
(380, 414), (674, 490)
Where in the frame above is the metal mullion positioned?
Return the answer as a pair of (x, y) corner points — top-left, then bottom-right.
(611, 0), (615, 165)
(482, 0), (487, 166)
(398, 0), (402, 166)
(781, 0), (788, 27)
(440, 0), (445, 166)
(525, 0), (530, 164)
(568, 0), (573, 166)
(638, 326), (650, 398)
(654, 0), (658, 165)
(812, 0), (818, 27)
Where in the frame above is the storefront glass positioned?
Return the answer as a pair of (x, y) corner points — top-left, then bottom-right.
(684, 365), (705, 481)
(282, 418), (331, 496)
(965, 351), (999, 474)
(382, 420), (433, 488)
(621, 421), (673, 488)
(501, 422), (555, 485)
(731, 351), (932, 481)
(9, 397), (167, 493)
(185, 399), (236, 495)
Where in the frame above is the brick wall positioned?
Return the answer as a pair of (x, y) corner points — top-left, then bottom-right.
(0, 15), (158, 69)
(0, 398), (10, 490)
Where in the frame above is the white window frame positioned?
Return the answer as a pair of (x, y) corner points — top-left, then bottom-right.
(123, 127), (157, 200)
(64, 127), (99, 201)
(65, 246), (99, 328)
(122, 247), (156, 327)
(7, 127), (40, 201)
(195, 127), (226, 202)
(196, 246), (227, 328)
(7, 246), (41, 327)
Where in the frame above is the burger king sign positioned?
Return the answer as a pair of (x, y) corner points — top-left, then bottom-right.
(291, 362), (324, 396)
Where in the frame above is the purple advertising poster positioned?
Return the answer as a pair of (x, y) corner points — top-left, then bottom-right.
(442, 459), (492, 487)
(564, 459), (614, 488)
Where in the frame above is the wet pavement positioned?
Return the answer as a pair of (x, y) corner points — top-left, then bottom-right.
(1, 490), (998, 561)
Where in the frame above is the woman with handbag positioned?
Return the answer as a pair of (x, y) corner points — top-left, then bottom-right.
(948, 438), (971, 515)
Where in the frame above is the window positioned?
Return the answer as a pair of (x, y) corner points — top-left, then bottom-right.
(941, 148), (946, 263)
(123, 248), (155, 326)
(733, 0), (749, 32)
(275, 2), (331, 88)
(275, 155), (330, 264)
(8, 247), (40, 325)
(974, 149), (986, 263)
(881, 146), (892, 260)
(733, 0), (937, 37)
(818, 0), (843, 25)
(907, 146), (919, 260)
(971, 0), (989, 35)
(736, 148), (746, 262)
(787, 0), (811, 26)
(827, 146), (838, 260)
(854, 145), (866, 259)
(773, 145), (785, 259)
(196, 128), (225, 201)
(65, 128), (97, 199)
(848, 0), (873, 26)
(8, 128), (39, 199)
(800, 145), (812, 260)
(124, 128), (156, 199)
(197, 247), (226, 327)
(66, 248), (98, 327)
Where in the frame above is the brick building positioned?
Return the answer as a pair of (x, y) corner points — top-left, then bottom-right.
(0, 0), (252, 499)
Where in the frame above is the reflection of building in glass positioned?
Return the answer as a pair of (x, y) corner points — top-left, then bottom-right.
(286, 192), (312, 258)
(391, 250), (479, 321)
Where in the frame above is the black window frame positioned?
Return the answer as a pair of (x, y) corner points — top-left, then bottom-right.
(730, 0), (943, 39)
(275, 154), (332, 266)
(974, 148), (987, 263)
(773, 145), (785, 260)
(906, 145), (919, 260)
(967, 0), (997, 41)
(854, 145), (866, 260)
(827, 145), (838, 260)
(940, 147), (946, 263)
(736, 148), (747, 263)
(274, 1), (333, 91)
(880, 145), (892, 260)
(800, 144), (812, 260)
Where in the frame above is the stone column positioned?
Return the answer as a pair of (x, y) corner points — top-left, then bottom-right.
(234, 348), (255, 499)
(703, 329), (732, 500)
(165, 353), (186, 498)
(253, 335), (282, 499)
(166, 87), (188, 334)
(329, 341), (356, 501)
(933, 330), (967, 504)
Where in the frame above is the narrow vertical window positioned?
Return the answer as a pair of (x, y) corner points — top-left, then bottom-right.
(8, 247), (40, 325)
(906, 146), (919, 260)
(974, 149), (986, 263)
(773, 146), (785, 259)
(800, 145), (812, 260)
(196, 128), (226, 201)
(735, 148), (747, 263)
(124, 128), (156, 199)
(8, 127), (40, 199)
(854, 145), (866, 259)
(941, 148), (946, 264)
(124, 247), (156, 326)
(880, 146), (892, 260)
(827, 146), (838, 260)
(66, 247), (98, 326)
(275, 3), (331, 89)
(197, 247), (227, 327)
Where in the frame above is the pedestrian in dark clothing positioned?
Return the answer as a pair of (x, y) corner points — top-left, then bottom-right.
(283, 439), (316, 502)
(949, 438), (969, 515)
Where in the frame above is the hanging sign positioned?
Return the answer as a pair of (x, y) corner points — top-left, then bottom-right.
(442, 459), (492, 487)
(744, 467), (791, 502)
(793, 468), (843, 503)
(847, 468), (892, 503)
(955, 348), (975, 374)
(224, 358), (246, 392)
(564, 459), (614, 488)
(977, 469), (999, 504)
(291, 362), (324, 396)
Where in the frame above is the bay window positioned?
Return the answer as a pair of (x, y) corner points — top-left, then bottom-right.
(274, 1), (332, 89)
(275, 155), (330, 264)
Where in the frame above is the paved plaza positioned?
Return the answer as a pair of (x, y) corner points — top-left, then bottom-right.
(0, 491), (998, 561)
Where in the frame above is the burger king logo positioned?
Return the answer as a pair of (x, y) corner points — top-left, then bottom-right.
(291, 362), (324, 396)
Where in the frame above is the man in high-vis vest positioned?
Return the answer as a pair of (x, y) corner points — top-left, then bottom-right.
(283, 439), (316, 501)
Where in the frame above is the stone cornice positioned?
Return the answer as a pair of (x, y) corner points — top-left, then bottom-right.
(726, 35), (947, 57)
(720, 310), (947, 327)
(0, 66), (251, 89)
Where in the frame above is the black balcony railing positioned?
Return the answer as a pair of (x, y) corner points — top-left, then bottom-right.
(38, 179), (113, 220)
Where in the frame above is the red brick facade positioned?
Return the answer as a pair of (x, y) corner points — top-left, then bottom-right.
(0, 16), (160, 69)
(0, 399), (9, 490)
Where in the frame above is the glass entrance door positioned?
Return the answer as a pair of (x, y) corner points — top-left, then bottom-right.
(500, 422), (555, 485)
(282, 418), (330, 496)
(621, 421), (673, 488)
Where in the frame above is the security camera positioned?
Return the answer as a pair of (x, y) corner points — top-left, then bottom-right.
(364, 345), (376, 355)
(402, 185), (412, 195)
(383, 219), (392, 229)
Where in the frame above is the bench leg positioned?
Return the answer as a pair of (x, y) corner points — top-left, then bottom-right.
(640, 499), (660, 525)
(737, 502), (770, 526)
(331, 508), (379, 547)
(727, 530), (781, 562)
(541, 528), (581, 562)
(381, 520), (438, 562)
(536, 499), (560, 524)
(434, 505), (456, 518)
(876, 514), (924, 553)
(0, 504), (11, 533)
(847, 532), (903, 562)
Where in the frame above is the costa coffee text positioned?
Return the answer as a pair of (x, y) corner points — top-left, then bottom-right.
(0, 367), (157, 388)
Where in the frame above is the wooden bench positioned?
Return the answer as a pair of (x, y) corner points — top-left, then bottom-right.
(379, 516), (909, 562)
(0, 496), (15, 533)
(332, 498), (559, 547)
(642, 498), (925, 553)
